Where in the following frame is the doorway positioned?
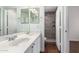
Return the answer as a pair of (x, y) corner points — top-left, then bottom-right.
(44, 6), (69, 53)
(45, 12), (56, 42)
(44, 6), (59, 53)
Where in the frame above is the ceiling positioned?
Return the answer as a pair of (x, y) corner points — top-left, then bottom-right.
(45, 6), (57, 12)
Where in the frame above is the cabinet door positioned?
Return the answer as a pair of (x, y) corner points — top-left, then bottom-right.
(24, 37), (40, 53)
(37, 37), (41, 52)
(24, 45), (33, 53)
(33, 37), (40, 53)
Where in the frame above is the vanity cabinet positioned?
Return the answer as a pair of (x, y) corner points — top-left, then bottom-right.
(24, 45), (33, 53)
(25, 36), (41, 53)
(32, 37), (40, 53)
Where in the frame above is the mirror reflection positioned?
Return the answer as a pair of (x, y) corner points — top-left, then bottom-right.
(0, 7), (40, 36)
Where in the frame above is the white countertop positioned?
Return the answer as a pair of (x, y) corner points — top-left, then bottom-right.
(0, 32), (40, 53)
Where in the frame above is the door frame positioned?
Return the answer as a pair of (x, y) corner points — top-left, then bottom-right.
(61, 6), (69, 53)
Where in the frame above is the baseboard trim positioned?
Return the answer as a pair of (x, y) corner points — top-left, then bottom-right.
(70, 40), (79, 42)
(45, 39), (56, 42)
(70, 39), (79, 41)
(40, 51), (45, 53)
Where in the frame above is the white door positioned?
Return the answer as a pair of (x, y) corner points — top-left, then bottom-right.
(56, 7), (69, 53)
(63, 7), (69, 53)
(56, 7), (61, 51)
(60, 6), (69, 53)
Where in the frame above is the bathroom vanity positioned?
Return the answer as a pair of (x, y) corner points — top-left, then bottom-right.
(0, 32), (41, 53)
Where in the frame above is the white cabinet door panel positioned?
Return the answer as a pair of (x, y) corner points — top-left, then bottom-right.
(24, 45), (33, 53)
(33, 37), (40, 53)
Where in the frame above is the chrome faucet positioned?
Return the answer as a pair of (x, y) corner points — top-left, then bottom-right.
(8, 35), (17, 41)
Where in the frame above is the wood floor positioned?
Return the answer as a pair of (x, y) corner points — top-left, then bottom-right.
(44, 42), (59, 53)
(70, 41), (79, 53)
(44, 41), (79, 53)
(41, 41), (79, 53)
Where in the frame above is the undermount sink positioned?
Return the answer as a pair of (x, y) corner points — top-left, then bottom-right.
(0, 33), (31, 51)
(10, 38), (30, 46)
(8, 35), (17, 41)
(9, 33), (31, 46)
(0, 37), (30, 51)
(26, 32), (34, 36)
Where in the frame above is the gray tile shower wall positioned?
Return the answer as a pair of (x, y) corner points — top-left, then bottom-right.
(45, 12), (56, 40)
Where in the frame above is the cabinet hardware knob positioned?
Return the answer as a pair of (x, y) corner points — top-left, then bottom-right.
(0, 29), (1, 31)
(65, 30), (67, 32)
(33, 43), (35, 45)
(32, 46), (33, 48)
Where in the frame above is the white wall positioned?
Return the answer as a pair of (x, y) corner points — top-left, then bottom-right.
(68, 6), (79, 41)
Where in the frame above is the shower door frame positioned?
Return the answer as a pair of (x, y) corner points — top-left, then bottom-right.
(61, 6), (69, 53)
